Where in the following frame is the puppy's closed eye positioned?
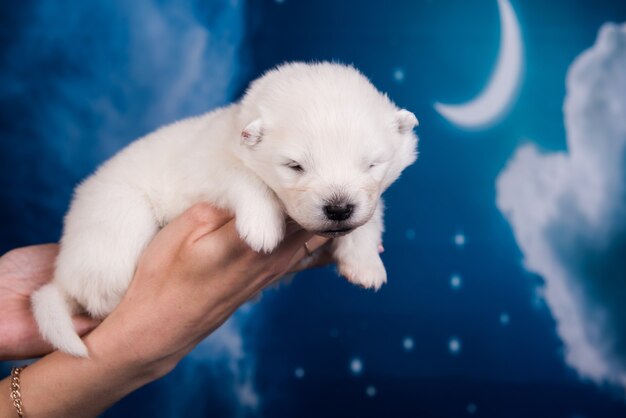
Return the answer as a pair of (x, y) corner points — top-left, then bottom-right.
(366, 155), (389, 171)
(286, 160), (305, 173)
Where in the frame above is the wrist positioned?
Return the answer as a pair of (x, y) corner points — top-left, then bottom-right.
(84, 317), (181, 384)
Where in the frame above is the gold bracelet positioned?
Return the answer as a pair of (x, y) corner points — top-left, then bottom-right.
(10, 366), (26, 418)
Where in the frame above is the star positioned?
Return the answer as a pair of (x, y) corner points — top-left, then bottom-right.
(450, 273), (462, 290)
(350, 358), (363, 375)
(403, 337), (415, 351)
(448, 337), (461, 355)
(393, 67), (405, 83)
(454, 232), (466, 247)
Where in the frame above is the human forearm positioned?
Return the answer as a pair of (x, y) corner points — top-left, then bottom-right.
(0, 328), (166, 418)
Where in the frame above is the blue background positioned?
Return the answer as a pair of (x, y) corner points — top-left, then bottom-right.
(1, 0), (626, 417)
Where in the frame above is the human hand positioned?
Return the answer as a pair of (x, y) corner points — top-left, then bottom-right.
(0, 205), (329, 418)
(85, 203), (329, 378)
(0, 245), (101, 360)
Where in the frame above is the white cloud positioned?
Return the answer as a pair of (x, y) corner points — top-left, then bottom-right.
(1, 0), (246, 165)
(496, 22), (626, 388)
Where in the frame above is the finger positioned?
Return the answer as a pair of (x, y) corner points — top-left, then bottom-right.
(307, 250), (335, 269)
(288, 241), (335, 273)
(198, 214), (309, 260)
(72, 315), (102, 336)
(303, 235), (329, 255)
(193, 217), (249, 261)
(284, 218), (304, 236)
(281, 233), (328, 271)
(183, 204), (233, 243)
(1, 243), (59, 261)
(135, 204), (233, 273)
(157, 203), (232, 247)
(1, 244), (60, 291)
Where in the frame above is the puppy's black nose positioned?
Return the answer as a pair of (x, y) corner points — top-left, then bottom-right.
(324, 203), (354, 221)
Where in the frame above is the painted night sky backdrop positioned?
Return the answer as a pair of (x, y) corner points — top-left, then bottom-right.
(1, 0), (626, 417)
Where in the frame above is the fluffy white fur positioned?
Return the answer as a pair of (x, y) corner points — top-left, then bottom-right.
(31, 62), (419, 357)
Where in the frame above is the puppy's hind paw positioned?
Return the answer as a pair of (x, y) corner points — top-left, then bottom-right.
(338, 255), (387, 290)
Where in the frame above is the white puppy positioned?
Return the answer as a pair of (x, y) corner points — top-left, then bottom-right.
(32, 62), (418, 357)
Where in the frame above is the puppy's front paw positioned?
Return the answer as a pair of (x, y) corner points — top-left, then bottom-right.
(236, 210), (285, 253)
(338, 253), (387, 290)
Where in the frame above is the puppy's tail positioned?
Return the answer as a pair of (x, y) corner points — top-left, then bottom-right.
(31, 283), (89, 357)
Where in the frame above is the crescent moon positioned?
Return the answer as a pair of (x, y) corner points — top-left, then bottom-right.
(435, 0), (524, 129)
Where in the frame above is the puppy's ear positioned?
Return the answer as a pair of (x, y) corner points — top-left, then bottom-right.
(241, 119), (263, 146)
(396, 109), (418, 134)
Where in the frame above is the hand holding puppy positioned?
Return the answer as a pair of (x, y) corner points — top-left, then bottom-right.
(93, 203), (328, 369)
(0, 204), (328, 418)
